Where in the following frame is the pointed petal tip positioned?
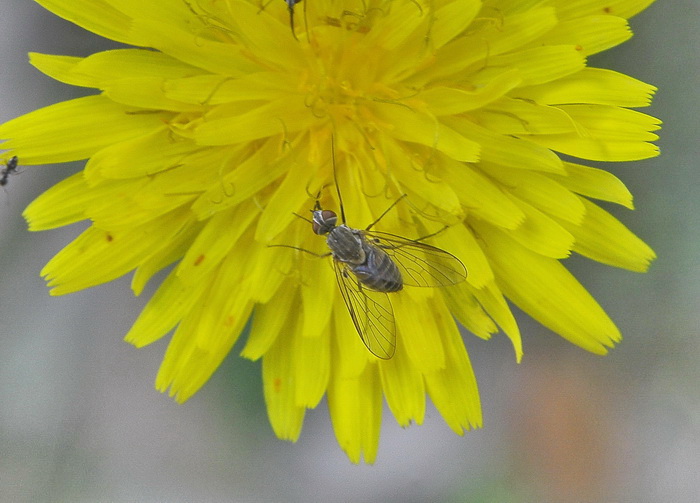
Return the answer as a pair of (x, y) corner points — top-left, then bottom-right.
(514, 346), (524, 364)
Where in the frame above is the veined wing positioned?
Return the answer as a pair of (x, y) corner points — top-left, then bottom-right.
(362, 231), (467, 288)
(333, 259), (396, 359)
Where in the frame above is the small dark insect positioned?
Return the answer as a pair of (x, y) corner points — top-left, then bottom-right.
(272, 140), (467, 359)
(0, 156), (19, 187)
(285, 0), (302, 39)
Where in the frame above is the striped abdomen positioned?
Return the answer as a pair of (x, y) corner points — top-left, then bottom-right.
(351, 245), (403, 292)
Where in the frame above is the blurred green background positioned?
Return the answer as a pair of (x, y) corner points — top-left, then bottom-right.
(1, 1), (697, 501)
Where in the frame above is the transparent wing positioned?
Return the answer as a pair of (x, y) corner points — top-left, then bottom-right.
(362, 231), (467, 288)
(333, 259), (396, 359)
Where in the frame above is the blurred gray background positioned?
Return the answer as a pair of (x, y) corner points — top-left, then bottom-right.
(1, 1), (698, 501)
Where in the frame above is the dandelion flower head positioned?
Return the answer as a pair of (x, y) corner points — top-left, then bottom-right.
(0, 0), (658, 462)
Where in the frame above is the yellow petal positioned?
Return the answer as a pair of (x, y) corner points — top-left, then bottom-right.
(413, 6), (558, 85)
(471, 281), (523, 361)
(445, 117), (565, 174)
(434, 222), (495, 289)
(483, 162), (586, 224)
(163, 72), (287, 105)
(195, 97), (314, 145)
(76, 48), (202, 80)
(23, 173), (88, 230)
(442, 283), (499, 341)
(190, 141), (287, 220)
(328, 360), (382, 464)
(441, 159), (526, 230)
(34, 0), (132, 44)
(299, 253), (337, 339)
(474, 98), (579, 135)
(129, 18), (259, 77)
(554, 162), (635, 209)
(370, 103), (481, 163)
(85, 128), (201, 180)
(243, 283), (299, 361)
(29, 49), (203, 90)
(426, 0), (482, 49)
(542, 15), (632, 56)
(29, 54), (87, 87)
(43, 209), (190, 295)
(378, 344), (426, 428)
(110, 0), (195, 30)
(556, 0), (656, 21)
(222, 0), (306, 70)
(504, 196), (575, 259)
(478, 222), (621, 354)
(393, 289), (446, 374)
(254, 145), (322, 242)
(131, 222), (201, 295)
(157, 257), (256, 402)
(331, 295), (370, 379)
(424, 318), (482, 435)
(528, 104), (661, 161)
(243, 240), (295, 304)
(176, 202), (258, 286)
(86, 181), (192, 229)
(189, 253), (254, 355)
(516, 68), (657, 108)
(0, 96), (168, 163)
(477, 46), (586, 87)
(103, 77), (205, 111)
(293, 320), (331, 408)
(421, 70), (523, 116)
(125, 268), (209, 348)
(560, 197), (656, 272)
(385, 141), (463, 218)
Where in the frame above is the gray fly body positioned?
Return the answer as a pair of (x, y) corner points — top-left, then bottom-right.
(309, 199), (467, 360)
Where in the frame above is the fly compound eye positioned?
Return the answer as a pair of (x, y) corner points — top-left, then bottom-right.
(312, 209), (338, 235)
(321, 210), (337, 224)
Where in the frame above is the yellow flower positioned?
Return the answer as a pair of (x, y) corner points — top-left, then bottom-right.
(0, 0), (658, 463)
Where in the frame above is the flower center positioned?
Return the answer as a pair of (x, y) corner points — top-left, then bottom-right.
(307, 74), (363, 119)
(298, 25), (398, 133)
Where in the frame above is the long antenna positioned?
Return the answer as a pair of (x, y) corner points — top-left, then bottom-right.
(331, 135), (346, 224)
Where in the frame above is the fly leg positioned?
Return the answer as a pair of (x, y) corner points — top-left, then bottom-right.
(365, 194), (408, 231)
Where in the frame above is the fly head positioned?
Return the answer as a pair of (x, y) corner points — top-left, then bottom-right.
(312, 209), (337, 235)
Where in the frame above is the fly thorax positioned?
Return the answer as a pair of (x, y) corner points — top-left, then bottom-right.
(327, 225), (365, 264)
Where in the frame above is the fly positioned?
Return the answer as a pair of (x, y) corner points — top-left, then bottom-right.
(1, 156), (19, 187)
(273, 139), (467, 359)
(311, 196), (467, 359)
